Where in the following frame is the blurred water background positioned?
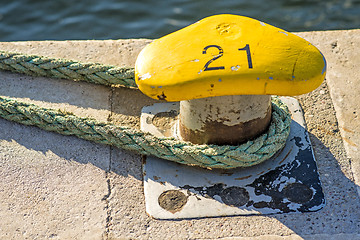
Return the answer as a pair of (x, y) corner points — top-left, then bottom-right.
(0, 0), (359, 41)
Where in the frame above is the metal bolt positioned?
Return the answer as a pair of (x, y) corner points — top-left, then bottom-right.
(283, 183), (313, 204)
(158, 190), (188, 213)
(220, 186), (250, 207)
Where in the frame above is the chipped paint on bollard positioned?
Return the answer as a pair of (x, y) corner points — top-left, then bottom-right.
(141, 97), (325, 219)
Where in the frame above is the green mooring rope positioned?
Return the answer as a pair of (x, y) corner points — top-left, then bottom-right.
(0, 51), (136, 88)
(0, 50), (291, 169)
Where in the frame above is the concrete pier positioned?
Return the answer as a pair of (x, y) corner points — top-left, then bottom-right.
(0, 30), (359, 239)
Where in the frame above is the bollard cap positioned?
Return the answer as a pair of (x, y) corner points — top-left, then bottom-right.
(135, 14), (326, 102)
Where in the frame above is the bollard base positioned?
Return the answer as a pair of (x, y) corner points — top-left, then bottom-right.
(179, 95), (272, 145)
(140, 97), (325, 219)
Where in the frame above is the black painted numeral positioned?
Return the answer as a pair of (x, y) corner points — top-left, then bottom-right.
(202, 45), (225, 71)
(238, 44), (253, 69)
(201, 44), (253, 72)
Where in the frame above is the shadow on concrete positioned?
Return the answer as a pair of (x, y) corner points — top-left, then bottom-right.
(0, 72), (160, 120)
(271, 132), (360, 237)
(0, 72), (112, 112)
(111, 87), (161, 119)
(0, 117), (111, 171)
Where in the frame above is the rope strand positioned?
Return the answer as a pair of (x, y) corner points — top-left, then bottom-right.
(0, 51), (137, 88)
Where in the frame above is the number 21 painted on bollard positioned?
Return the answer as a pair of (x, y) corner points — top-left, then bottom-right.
(202, 44), (253, 71)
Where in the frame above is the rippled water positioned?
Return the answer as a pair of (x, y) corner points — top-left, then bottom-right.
(0, 0), (359, 41)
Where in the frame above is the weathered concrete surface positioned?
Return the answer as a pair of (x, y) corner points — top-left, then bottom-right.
(0, 120), (109, 239)
(0, 39), (152, 68)
(0, 32), (359, 239)
(218, 234), (360, 240)
(296, 30), (360, 198)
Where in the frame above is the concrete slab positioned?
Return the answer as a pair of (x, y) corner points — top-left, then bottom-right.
(0, 72), (111, 121)
(0, 39), (151, 67)
(217, 234), (360, 240)
(296, 30), (360, 197)
(0, 40), (121, 239)
(0, 31), (359, 239)
(0, 119), (109, 239)
(0, 40), (115, 239)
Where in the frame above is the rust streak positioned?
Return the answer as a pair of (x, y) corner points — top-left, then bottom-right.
(221, 171), (234, 176)
(271, 146), (286, 160)
(279, 147), (293, 165)
(235, 175), (252, 180)
(341, 127), (354, 133)
(343, 137), (357, 147)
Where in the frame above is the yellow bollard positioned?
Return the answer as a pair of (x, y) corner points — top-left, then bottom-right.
(135, 14), (326, 145)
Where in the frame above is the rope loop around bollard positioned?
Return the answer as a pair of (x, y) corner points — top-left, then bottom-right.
(0, 51), (291, 169)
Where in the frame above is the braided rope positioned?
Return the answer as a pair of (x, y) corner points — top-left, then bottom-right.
(0, 95), (290, 169)
(0, 50), (291, 169)
(0, 51), (136, 88)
